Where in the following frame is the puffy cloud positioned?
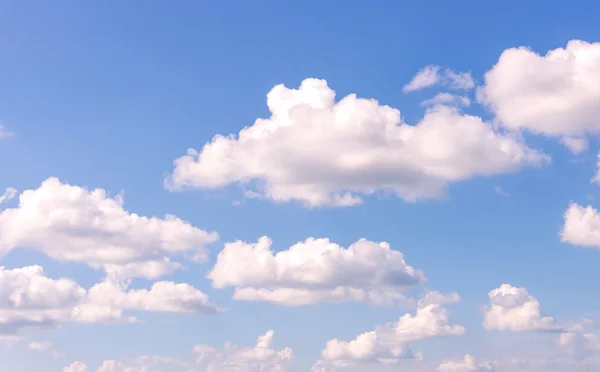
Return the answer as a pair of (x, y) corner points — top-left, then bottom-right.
(420, 93), (471, 108)
(28, 341), (52, 350)
(478, 40), (600, 152)
(437, 354), (492, 372)
(403, 66), (475, 92)
(166, 78), (546, 207)
(483, 284), (563, 332)
(561, 203), (600, 248)
(0, 178), (218, 279)
(193, 329), (293, 372)
(0, 265), (221, 338)
(207, 236), (426, 306)
(313, 291), (463, 370)
(0, 187), (16, 205)
(63, 361), (90, 372)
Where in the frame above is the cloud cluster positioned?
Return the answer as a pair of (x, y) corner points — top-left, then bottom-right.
(312, 291), (463, 370)
(478, 40), (600, 153)
(166, 78), (547, 207)
(483, 284), (562, 332)
(207, 236), (425, 307)
(194, 329), (293, 371)
(0, 178), (218, 280)
(0, 265), (221, 338)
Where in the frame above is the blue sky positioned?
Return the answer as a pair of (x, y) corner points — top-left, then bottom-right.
(1, 1), (600, 371)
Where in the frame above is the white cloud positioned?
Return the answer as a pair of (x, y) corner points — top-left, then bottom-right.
(207, 236), (426, 306)
(403, 65), (442, 92)
(0, 178), (218, 279)
(313, 291), (463, 370)
(437, 354), (493, 372)
(478, 40), (600, 153)
(0, 265), (221, 338)
(28, 341), (52, 350)
(561, 203), (600, 248)
(166, 78), (547, 207)
(97, 355), (192, 372)
(560, 136), (588, 154)
(193, 329), (293, 371)
(63, 361), (90, 372)
(483, 284), (563, 332)
(403, 66), (475, 93)
(420, 93), (471, 108)
(493, 186), (509, 197)
(0, 124), (12, 139)
(0, 187), (17, 205)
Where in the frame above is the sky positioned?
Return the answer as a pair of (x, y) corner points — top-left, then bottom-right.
(1, 1), (600, 371)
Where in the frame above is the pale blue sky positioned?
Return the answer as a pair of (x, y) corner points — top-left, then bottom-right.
(1, 1), (600, 371)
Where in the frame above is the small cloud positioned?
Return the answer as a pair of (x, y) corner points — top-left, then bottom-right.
(0, 188), (17, 205)
(0, 124), (13, 138)
(421, 93), (471, 108)
(28, 341), (52, 351)
(494, 186), (509, 197)
(403, 65), (442, 93)
(403, 66), (475, 93)
(561, 136), (588, 154)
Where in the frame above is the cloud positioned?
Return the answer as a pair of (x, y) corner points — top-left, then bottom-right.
(0, 187), (17, 205)
(437, 354), (493, 372)
(0, 178), (218, 280)
(193, 329), (293, 371)
(166, 78), (547, 207)
(63, 361), (90, 372)
(28, 341), (52, 350)
(97, 355), (192, 372)
(493, 186), (509, 197)
(561, 203), (600, 248)
(312, 291), (463, 370)
(560, 137), (588, 154)
(483, 284), (564, 332)
(478, 40), (600, 153)
(403, 66), (475, 93)
(207, 236), (426, 307)
(0, 124), (12, 139)
(420, 93), (471, 108)
(0, 265), (221, 338)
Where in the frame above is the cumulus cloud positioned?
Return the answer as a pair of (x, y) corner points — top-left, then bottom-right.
(437, 354), (492, 372)
(0, 178), (218, 280)
(194, 329), (293, 371)
(561, 203), (600, 248)
(478, 40), (600, 153)
(0, 265), (221, 338)
(312, 291), (463, 370)
(483, 284), (563, 332)
(207, 236), (426, 306)
(166, 78), (547, 207)
(403, 66), (475, 92)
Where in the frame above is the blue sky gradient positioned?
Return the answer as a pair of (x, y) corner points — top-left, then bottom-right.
(1, 1), (600, 371)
